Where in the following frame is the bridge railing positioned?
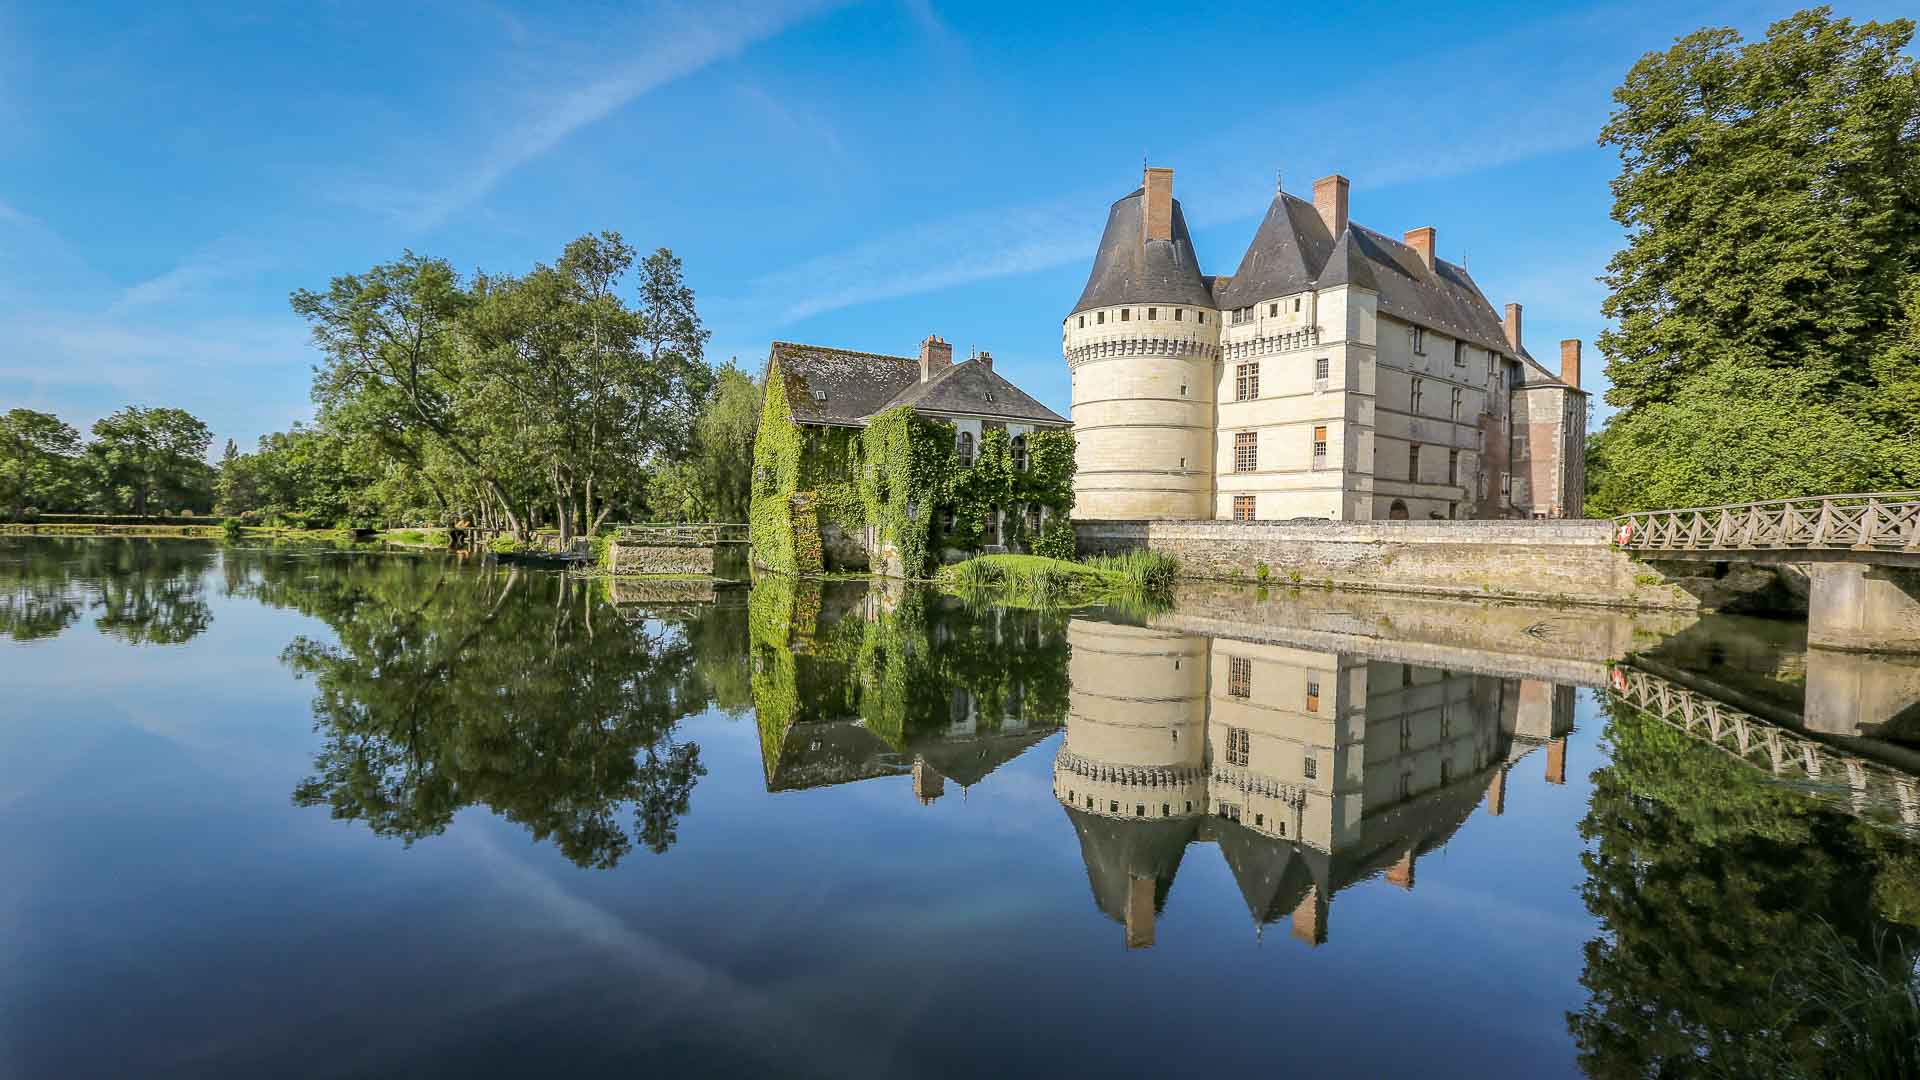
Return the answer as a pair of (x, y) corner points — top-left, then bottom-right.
(1613, 491), (1920, 554)
(1607, 664), (1920, 833)
(613, 522), (750, 546)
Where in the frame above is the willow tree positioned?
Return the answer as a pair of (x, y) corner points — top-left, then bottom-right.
(1591, 8), (1920, 511)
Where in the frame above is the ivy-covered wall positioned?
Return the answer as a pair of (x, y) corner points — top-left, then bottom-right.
(750, 358), (1077, 578)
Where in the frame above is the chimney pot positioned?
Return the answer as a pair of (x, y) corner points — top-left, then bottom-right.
(1404, 226), (1436, 271)
(1559, 339), (1581, 389)
(1503, 303), (1523, 353)
(1142, 167), (1174, 243)
(918, 334), (952, 382)
(1313, 174), (1350, 238)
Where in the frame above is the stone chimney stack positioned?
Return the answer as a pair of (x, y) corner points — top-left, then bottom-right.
(1560, 339), (1582, 389)
(1404, 227), (1436, 271)
(918, 334), (952, 382)
(1313, 174), (1350, 238)
(1485, 766), (1508, 816)
(1546, 736), (1568, 785)
(1503, 303), (1523, 352)
(1143, 167), (1174, 243)
(1291, 885), (1328, 946)
(976, 350), (993, 372)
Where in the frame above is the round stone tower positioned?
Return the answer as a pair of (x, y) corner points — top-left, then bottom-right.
(1063, 166), (1220, 520)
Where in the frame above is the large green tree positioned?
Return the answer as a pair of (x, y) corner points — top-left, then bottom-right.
(1592, 8), (1920, 512)
(86, 406), (214, 515)
(0, 408), (89, 513)
(647, 362), (759, 522)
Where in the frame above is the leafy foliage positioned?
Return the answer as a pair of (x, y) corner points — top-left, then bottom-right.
(1591, 8), (1920, 510)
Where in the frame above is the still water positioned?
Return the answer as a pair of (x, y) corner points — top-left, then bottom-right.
(4, 538), (1919, 1078)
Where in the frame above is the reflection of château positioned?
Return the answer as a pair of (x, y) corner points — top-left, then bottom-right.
(1055, 619), (1572, 948)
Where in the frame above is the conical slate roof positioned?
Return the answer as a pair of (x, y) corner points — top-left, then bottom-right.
(1062, 804), (1200, 924)
(1071, 188), (1216, 314)
(1211, 817), (1317, 925)
(1213, 193), (1335, 310)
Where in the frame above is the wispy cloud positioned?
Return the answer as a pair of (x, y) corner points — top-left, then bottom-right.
(726, 2), (1628, 331)
(339, 0), (845, 231)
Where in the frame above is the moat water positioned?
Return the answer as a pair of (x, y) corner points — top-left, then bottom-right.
(5, 537), (1920, 1078)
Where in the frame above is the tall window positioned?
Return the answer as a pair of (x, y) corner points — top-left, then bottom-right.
(1147, 307), (1157, 319)
(1025, 503), (1041, 534)
(1174, 308), (1184, 322)
(1121, 308), (1131, 321)
(1011, 434), (1028, 471)
(956, 431), (974, 466)
(1314, 357), (1330, 380)
(1198, 311), (1206, 324)
(1304, 754), (1318, 780)
(1411, 377), (1425, 414)
(983, 509), (998, 545)
(1234, 431), (1257, 472)
(1411, 326), (1427, 355)
(1268, 303), (1279, 317)
(1294, 297), (1302, 312)
(1097, 311), (1105, 324)
(1305, 679), (1320, 712)
(1450, 387), (1463, 421)
(1228, 656), (1251, 698)
(1312, 425), (1328, 469)
(1233, 495), (1256, 521)
(1408, 443), (1421, 483)
(1448, 449), (1460, 485)
(1226, 727), (1250, 767)
(1454, 341), (1466, 367)
(1235, 362), (1260, 401)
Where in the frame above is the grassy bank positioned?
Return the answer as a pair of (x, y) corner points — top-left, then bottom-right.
(934, 551), (1177, 608)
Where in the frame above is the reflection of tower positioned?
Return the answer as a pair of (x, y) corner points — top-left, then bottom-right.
(1055, 622), (1208, 948)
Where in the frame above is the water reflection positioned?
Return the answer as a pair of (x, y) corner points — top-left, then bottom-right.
(1055, 619), (1573, 947)
(0, 537), (215, 643)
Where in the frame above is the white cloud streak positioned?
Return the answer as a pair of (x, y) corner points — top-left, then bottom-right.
(342, 0), (845, 231)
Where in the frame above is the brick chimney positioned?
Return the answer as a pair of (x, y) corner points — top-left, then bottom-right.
(1404, 227), (1436, 271)
(1125, 875), (1156, 949)
(918, 334), (952, 382)
(1546, 736), (1568, 785)
(1485, 766), (1507, 816)
(1313, 174), (1349, 237)
(1143, 166), (1174, 243)
(1503, 303), (1523, 352)
(1385, 848), (1416, 891)
(1559, 339), (1581, 389)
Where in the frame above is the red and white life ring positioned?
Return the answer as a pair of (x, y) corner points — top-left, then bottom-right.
(1609, 667), (1628, 694)
(1615, 521), (1635, 546)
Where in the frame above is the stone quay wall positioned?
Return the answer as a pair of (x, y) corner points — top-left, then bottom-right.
(607, 542), (715, 576)
(1075, 518), (1699, 610)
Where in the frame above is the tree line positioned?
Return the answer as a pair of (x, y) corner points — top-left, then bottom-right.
(4, 233), (761, 532)
(1586, 8), (1920, 513)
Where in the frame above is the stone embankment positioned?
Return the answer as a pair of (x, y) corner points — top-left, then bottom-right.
(1075, 518), (1705, 609)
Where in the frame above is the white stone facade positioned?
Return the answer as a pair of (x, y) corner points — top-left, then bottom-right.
(1064, 168), (1587, 522)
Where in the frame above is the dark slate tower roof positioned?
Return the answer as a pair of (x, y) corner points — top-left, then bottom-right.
(1071, 187), (1216, 314)
(1213, 192), (1335, 310)
(1062, 804), (1199, 924)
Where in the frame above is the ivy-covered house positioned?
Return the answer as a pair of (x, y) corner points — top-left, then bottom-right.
(751, 334), (1074, 577)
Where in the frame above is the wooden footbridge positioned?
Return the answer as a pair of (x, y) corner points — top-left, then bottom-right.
(1613, 491), (1920, 568)
(1613, 492), (1920, 654)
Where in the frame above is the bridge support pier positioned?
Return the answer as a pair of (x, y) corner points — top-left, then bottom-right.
(1808, 564), (1920, 654)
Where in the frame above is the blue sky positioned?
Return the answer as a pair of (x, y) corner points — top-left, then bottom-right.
(2, 0), (1910, 452)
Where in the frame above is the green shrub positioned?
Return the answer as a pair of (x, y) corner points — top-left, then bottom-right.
(1255, 562), (1270, 582)
(220, 517), (245, 539)
(487, 534), (522, 555)
(1030, 517), (1077, 560)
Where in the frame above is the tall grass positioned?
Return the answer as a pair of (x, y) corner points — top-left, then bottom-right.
(1082, 549), (1179, 593)
(1723, 922), (1920, 1079)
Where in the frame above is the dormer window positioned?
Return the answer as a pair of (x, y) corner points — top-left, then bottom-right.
(812, 390), (827, 402)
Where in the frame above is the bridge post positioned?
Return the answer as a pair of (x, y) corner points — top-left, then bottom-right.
(1807, 564), (1920, 654)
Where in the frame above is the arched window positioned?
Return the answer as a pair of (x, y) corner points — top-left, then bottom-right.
(1389, 499), (1410, 520)
(956, 431), (974, 466)
(1011, 434), (1028, 471)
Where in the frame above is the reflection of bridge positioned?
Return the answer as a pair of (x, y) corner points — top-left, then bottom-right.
(1607, 663), (1920, 834)
(1613, 493), (1920, 653)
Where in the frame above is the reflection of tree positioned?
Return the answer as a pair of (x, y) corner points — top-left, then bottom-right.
(0, 538), (214, 643)
(1571, 699), (1920, 1077)
(260, 555), (721, 868)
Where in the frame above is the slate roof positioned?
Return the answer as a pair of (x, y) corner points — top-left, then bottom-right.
(766, 341), (1068, 428)
(1072, 188), (1217, 312)
(1071, 182), (1569, 378)
(766, 342), (920, 426)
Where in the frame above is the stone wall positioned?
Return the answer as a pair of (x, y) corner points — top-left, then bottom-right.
(606, 542), (714, 576)
(1076, 517), (1698, 609)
